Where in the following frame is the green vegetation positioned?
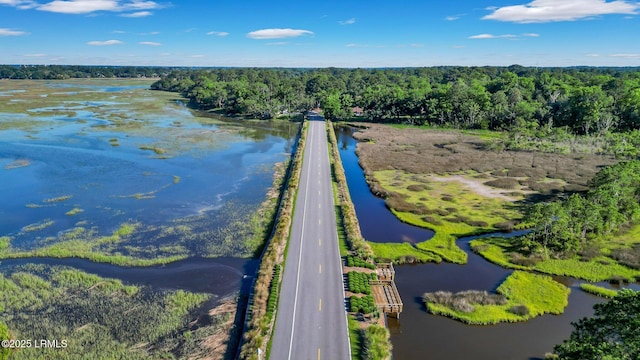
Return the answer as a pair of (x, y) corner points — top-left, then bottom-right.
(470, 161), (640, 282)
(363, 325), (392, 360)
(346, 255), (376, 269)
(0, 264), (214, 360)
(424, 271), (570, 325)
(138, 144), (167, 155)
(65, 207), (83, 216)
(0, 322), (10, 360)
(265, 264), (281, 320)
(552, 289), (640, 360)
(350, 295), (377, 315)
(348, 272), (377, 295)
(21, 220), (55, 233)
(347, 315), (364, 360)
(524, 161), (640, 256)
(580, 284), (619, 299)
(368, 169), (525, 264)
(368, 242), (442, 264)
(43, 195), (72, 203)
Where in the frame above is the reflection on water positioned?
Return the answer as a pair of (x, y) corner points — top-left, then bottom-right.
(336, 125), (636, 360)
(0, 80), (298, 262)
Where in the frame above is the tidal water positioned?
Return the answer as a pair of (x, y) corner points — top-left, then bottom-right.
(0, 80), (298, 297)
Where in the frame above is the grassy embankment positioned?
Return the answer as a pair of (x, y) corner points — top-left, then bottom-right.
(0, 264), (222, 359)
(579, 284), (619, 298)
(239, 121), (307, 360)
(470, 224), (640, 282)
(424, 271), (570, 325)
(328, 121), (392, 360)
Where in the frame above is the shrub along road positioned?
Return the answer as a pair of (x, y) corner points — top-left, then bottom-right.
(270, 114), (350, 360)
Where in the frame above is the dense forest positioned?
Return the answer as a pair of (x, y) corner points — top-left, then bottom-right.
(150, 66), (640, 136)
(0, 65), (175, 79)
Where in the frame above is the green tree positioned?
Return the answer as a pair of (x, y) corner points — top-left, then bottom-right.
(553, 289), (640, 360)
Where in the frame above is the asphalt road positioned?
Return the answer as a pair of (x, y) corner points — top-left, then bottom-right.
(270, 114), (351, 360)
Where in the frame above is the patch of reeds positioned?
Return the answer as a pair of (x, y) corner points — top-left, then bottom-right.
(423, 290), (507, 313)
(611, 244), (640, 270)
(43, 195), (72, 203)
(363, 324), (392, 360)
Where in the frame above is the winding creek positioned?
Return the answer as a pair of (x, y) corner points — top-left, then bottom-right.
(335, 126), (639, 360)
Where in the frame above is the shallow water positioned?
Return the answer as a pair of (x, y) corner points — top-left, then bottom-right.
(0, 80), (298, 258)
(337, 125), (637, 360)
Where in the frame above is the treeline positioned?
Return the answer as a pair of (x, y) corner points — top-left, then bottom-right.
(0, 65), (176, 79)
(151, 66), (640, 135)
(524, 160), (640, 258)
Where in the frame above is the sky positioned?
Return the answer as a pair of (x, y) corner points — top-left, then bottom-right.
(0, 0), (639, 67)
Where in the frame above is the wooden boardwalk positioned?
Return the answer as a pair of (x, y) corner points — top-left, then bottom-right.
(370, 263), (403, 318)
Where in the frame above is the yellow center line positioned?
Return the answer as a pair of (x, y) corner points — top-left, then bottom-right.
(318, 348), (321, 360)
(319, 263), (322, 273)
(318, 219), (321, 225)
(319, 298), (322, 312)
(319, 238), (322, 246)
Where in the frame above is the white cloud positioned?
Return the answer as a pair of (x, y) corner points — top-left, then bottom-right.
(87, 39), (123, 46)
(522, 33), (540, 37)
(266, 42), (288, 46)
(0, 28), (27, 36)
(409, 43), (424, 47)
(247, 28), (313, 39)
(112, 30), (127, 33)
(139, 41), (160, 46)
(0, 0), (37, 9)
(469, 33), (517, 39)
(610, 53), (640, 58)
(23, 53), (47, 57)
(483, 0), (639, 23)
(339, 18), (356, 25)
(207, 31), (229, 36)
(36, 0), (162, 15)
(191, 54), (205, 58)
(445, 14), (465, 21)
(120, 10), (151, 17)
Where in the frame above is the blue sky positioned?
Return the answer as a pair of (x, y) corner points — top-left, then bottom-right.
(1, 0), (639, 67)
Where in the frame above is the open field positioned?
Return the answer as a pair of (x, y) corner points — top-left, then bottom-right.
(351, 124), (617, 264)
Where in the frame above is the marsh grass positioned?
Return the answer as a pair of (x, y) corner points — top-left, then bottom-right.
(65, 207), (83, 216)
(424, 271), (570, 324)
(4, 159), (31, 170)
(43, 195), (72, 203)
(471, 237), (640, 282)
(0, 263), (215, 359)
(21, 219), (55, 233)
(580, 283), (618, 298)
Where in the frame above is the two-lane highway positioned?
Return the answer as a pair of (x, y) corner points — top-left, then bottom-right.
(270, 114), (350, 360)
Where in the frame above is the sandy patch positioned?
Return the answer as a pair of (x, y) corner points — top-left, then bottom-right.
(429, 175), (519, 201)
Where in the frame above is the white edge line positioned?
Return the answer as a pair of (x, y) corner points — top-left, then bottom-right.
(287, 121), (313, 360)
(326, 121), (353, 360)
